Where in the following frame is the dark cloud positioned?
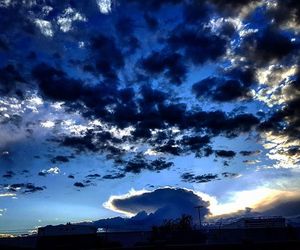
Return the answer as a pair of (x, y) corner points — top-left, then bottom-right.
(127, 0), (181, 11)
(192, 67), (256, 102)
(89, 34), (124, 80)
(115, 17), (135, 37)
(185, 111), (259, 138)
(151, 134), (210, 157)
(61, 133), (98, 154)
(0, 1), (36, 38)
(109, 188), (208, 215)
(93, 187), (210, 230)
(167, 27), (227, 65)
(258, 69), (300, 147)
(32, 63), (84, 102)
(5, 183), (45, 193)
(124, 154), (173, 174)
(2, 170), (15, 178)
(239, 150), (260, 156)
(212, 79), (253, 102)
(1, 0), (289, 182)
(286, 147), (300, 157)
(181, 135), (211, 153)
(74, 182), (87, 188)
(210, 0), (258, 14)
(266, 0), (300, 26)
(30, 55), (260, 170)
(183, 0), (210, 23)
(192, 77), (253, 102)
(0, 64), (25, 97)
(143, 13), (158, 30)
(56, 106), (259, 169)
(102, 172), (126, 180)
(257, 194), (300, 218)
(150, 158), (174, 171)
(223, 161), (229, 167)
(68, 174), (75, 179)
(0, 37), (9, 51)
(50, 155), (70, 164)
(114, 16), (140, 54)
(85, 173), (101, 179)
(215, 150), (236, 158)
(221, 172), (239, 178)
(38, 171), (47, 177)
(226, 67), (256, 87)
(153, 140), (183, 156)
(140, 51), (187, 85)
(239, 27), (298, 66)
(0, 114), (22, 128)
(181, 173), (219, 183)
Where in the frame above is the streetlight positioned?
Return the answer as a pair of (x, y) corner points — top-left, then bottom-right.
(194, 205), (204, 229)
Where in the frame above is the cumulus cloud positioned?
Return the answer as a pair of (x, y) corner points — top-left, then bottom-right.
(84, 187), (211, 230)
(104, 187), (209, 218)
(38, 167), (60, 176)
(34, 19), (53, 37)
(97, 0), (112, 14)
(57, 7), (86, 32)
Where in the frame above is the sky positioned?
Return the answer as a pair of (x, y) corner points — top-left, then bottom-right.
(0, 0), (300, 234)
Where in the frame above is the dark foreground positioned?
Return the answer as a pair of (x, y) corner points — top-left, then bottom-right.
(1, 241), (300, 250)
(1, 227), (300, 250)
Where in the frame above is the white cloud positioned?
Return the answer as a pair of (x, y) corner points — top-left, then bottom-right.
(103, 188), (152, 217)
(97, 0), (112, 14)
(34, 19), (53, 37)
(26, 95), (43, 113)
(78, 41), (85, 48)
(243, 159), (261, 165)
(51, 102), (64, 110)
(109, 126), (134, 139)
(144, 148), (160, 156)
(255, 65), (297, 107)
(47, 167), (60, 174)
(41, 6), (53, 16)
(57, 7), (86, 32)
(0, 208), (6, 216)
(0, 193), (16, 198)
(40, 120), (55, 128)
(40, 167), (61, 175)
(0, 0), (13, 7)
(261, 132), (300, 169)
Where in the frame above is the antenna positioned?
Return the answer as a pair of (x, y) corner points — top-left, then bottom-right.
(194, 205), (204, 229)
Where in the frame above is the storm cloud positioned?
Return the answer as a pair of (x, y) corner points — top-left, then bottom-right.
(92, 187), (210, 230)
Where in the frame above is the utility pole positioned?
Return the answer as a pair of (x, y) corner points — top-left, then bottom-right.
(194, 205), (204, 230)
